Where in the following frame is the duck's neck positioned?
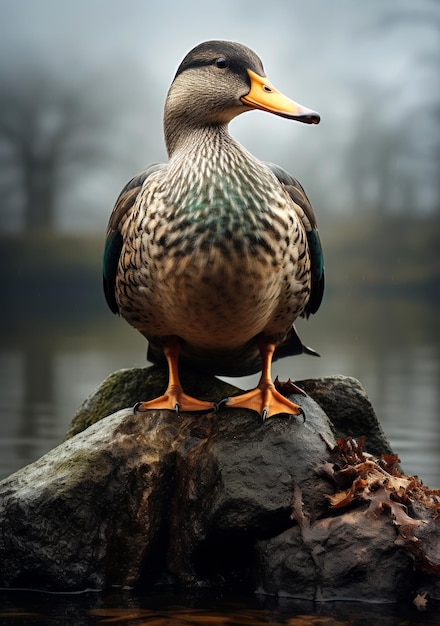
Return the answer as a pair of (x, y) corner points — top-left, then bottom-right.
(164, 123), (280, 217)
(165, 118), (231, 161)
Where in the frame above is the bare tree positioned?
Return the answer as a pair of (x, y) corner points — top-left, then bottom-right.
(0, 64), (159, 233)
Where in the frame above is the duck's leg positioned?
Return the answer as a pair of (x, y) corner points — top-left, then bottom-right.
(134, 336), (214, 414)
(221, 337), (303, 420)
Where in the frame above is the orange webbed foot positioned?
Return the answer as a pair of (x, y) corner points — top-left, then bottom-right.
(219, 381), (304, 421)
(134, 385), (214, 415)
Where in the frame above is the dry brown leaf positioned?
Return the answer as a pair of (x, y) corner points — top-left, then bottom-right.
(412, 591), (429, 611)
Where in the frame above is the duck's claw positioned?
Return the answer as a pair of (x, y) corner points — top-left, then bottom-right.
(297, 406), (306, 423)
(215, 397), (229, 412)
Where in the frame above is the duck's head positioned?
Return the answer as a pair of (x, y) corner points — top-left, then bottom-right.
(164, 40), (320, 154)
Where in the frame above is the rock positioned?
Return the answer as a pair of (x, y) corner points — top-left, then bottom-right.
(0, 408), (177, 589)
(166, 394), (334, 589)
(256, 510), (416, 602)
(298, 376), (394, 457)
(0, 370), (439, 603)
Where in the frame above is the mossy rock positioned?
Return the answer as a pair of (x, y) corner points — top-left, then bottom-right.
(65, 365), (241, 440)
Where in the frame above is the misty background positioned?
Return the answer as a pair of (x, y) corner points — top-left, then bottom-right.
(0, 0), (439, 485)
(1, 0), (439, 232)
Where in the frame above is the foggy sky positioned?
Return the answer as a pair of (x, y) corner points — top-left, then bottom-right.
(0, 0), (438, 231)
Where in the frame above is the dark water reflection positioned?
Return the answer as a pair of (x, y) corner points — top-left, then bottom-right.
(0, 294), (439, 487)
(0, 589), (439, 625)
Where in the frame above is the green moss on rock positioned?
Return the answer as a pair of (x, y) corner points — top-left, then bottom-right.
(65, 365), (241, 440)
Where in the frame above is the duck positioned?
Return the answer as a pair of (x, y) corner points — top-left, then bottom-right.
(103, 40), (324, 420)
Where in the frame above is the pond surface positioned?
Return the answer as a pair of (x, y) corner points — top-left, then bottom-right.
(0, 589), (439, 625)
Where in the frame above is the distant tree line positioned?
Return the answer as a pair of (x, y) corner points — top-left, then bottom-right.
(0, 63), (160, 233)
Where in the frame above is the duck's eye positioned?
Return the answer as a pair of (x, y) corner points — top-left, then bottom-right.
(215, 57), (228, 69)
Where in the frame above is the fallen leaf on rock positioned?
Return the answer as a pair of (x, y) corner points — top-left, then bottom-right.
(412, 591), (429, 611)
(319, 436), (440, 575)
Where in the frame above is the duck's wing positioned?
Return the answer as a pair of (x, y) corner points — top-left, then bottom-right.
(102, 163), (166, 314)
(265, 162), (325, 317)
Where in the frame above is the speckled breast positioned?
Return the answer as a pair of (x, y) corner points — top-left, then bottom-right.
(116, 153), (311, 350)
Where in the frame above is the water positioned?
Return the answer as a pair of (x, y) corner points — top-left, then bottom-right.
(0, 589), (439, 625)
(0, 295), (439, 488)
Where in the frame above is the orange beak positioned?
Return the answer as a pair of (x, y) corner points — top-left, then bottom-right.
(241, 69), (320, 125)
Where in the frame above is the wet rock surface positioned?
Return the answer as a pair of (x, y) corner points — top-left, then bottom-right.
(0, 368), (439, 603)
